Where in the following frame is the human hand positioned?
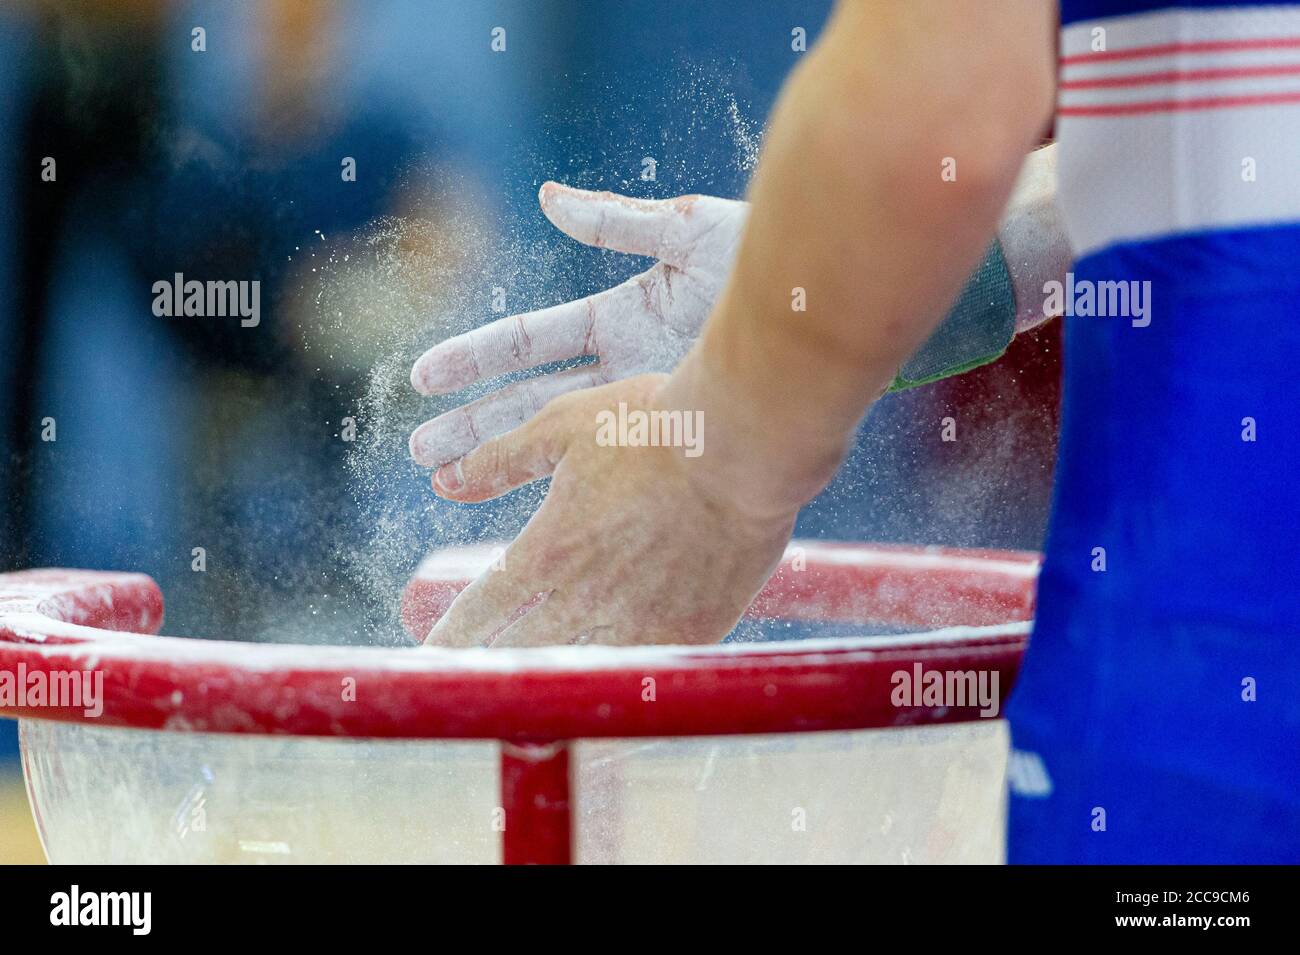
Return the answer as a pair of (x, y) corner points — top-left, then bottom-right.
(409, 184), (748, 471)
(421, 374), (795, 647)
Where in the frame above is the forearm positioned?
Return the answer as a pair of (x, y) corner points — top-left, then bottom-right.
(661, 0), (1054, 517)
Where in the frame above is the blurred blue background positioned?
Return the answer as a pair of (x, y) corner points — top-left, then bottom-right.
(0, 0), (843, 767)
(0, 0), (1058, 784)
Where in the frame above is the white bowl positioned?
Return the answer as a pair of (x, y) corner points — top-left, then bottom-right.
(2, 541), (1038, 864)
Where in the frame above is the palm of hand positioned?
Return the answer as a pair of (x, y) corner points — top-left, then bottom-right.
(409, 185), (747, 470)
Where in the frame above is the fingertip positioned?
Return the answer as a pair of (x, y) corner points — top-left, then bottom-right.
(539, 181), (584, 218)
(423, 614), (479, 648)
(408, 426), (423, 462)
(410, 357), (432, 396)
(411, 342), (475, 396)
(432, 458), (467, 498)
(540, 181), (601, 213)
(422, 618), (453, 646)
(421, 620), (442, 646)
(412, 345), (459, 396)
(539, 182), (577, 222)
(411, 420), (460, 471)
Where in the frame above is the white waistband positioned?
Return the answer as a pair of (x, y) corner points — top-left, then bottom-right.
(1057, 6), (1300, 257)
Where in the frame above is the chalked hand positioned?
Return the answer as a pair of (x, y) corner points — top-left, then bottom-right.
(409, 183), (748, 472)
(421, 373), (796, 647)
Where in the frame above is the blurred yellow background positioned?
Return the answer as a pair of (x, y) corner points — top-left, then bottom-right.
(0, 772), (44, 864)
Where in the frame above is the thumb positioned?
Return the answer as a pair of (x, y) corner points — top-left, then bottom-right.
(432, 399), (575, 502)
(538, 182), (697, 267)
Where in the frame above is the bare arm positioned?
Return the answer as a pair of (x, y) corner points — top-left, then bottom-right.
(664, 0), (1057, 518)
(422, 0), (1057, 647)
(408, 147), (1067, 470)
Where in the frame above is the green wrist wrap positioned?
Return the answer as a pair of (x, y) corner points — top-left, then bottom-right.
(887, 239), (1017, 393)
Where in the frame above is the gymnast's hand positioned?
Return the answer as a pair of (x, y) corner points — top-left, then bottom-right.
(408, 184), (747, 470)
(420, 374), (795, 647)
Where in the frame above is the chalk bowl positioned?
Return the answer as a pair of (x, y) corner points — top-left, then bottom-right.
(0, 541), (1038, 863)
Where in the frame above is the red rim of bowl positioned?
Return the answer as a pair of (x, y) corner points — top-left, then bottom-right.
(0, 542), (1038, 741)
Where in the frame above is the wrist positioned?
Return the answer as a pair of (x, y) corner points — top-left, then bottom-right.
(658, 336), (855, 523)
(998, 145), (1072, 333)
